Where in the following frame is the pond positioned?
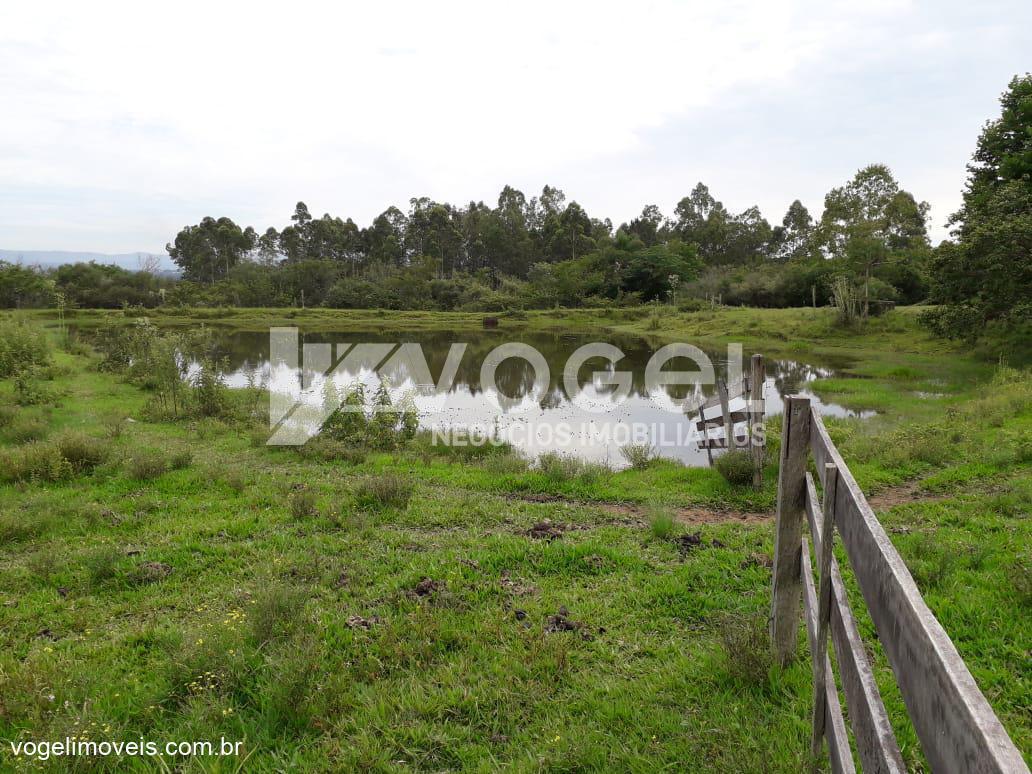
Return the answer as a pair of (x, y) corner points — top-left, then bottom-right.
(198, 328), (872, 468)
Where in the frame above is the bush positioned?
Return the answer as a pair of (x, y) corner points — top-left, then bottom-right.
(675, 296), (707, 313)
(53, 431), (108, 473)
(620, 443), (655, 470)
(479, 450), (530, 475)
(6, 414), (49, 443)
(0, 441), (72, 483)
(354, 474), (414, 511)
(191, 358), (230, 418)
(0, 511), (50, 544)
(14, 369), (56, 406)
(221, 466), (247, 493)
(169, 450), (193, 470)
(84, 546), (122, 587)
(537, 452), (611, 484)
(717, 612), (774, 684)
(288, 486), (318, 519)
(0, 318), (51, 378)
(128, 452), (168, 480)
(537, 452), (583, 483)
(649, 508), (676, 540)
(830, 276), (863, 327)
(250, 583), (307, 645)
(296, 436), (367, 464)
(715, 450), (754, 486)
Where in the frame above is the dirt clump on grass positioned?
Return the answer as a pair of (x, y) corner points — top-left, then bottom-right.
(345, 614), (380, 629)
(525, 519), (566, 540)
(412, 577), (444, 597)
(499, 570), (539, 597)
(544, 605), (600, 641)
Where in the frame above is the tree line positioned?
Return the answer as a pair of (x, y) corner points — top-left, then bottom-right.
(1, 75), (1027, 344)
(157, 159), (930, 312)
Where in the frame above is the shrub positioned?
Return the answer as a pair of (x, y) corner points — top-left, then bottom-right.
(14, 369), (56, 406)
(0, 318), (51, 378)
(128, 452), (168, 480)
(715, 449), (754, 486)
(84, 546), (122, 587)
(479, 450), (530, 475)
(830, 276), (863, 327)
(620, 443), (656, 470)
(649, 508), (676, 540)
(0, 511), (50, 544)
(53, 431), (108, 474)
(250, 583), (307, 645)
(169, 450), (193, 470)
(297, 436), (367, 464)
(191, 358), (230, 418)
(7, 414), (49, 443)
(220, 466), (247, 493)
(27, 551), (59, 584)
(717, 612), (774, 684)
(0, 441), (72, 483)
(576, 461), (612, 484)
(354, 474), (414, 511)
(537, 452), (582, 483)
(104, 415), (127, 438)
(675, 296), (706, 313)
(288, 487), (318, 519)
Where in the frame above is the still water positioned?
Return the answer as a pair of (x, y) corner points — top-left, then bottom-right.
(199, 329), (871, 468)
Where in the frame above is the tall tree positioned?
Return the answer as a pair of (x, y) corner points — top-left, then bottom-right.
(770, 200), (814, 261)
(816, 164), (929, 314)
(622, 205), (665, 246)
(671, 183), (731, 264)
(362, 207), (408, 268)
(166, 216), (255, 285)
(928, 74), (1032, 336)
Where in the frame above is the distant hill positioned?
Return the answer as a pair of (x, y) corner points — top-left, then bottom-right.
(0, 249), (176, 273)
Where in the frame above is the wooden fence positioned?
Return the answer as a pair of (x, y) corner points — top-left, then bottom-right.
(771, 395), (1028, 773)
(693, 353), (766, 487)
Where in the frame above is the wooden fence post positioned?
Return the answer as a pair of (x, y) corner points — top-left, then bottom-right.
(717, 379), (732, 452)
(749, 354), (765, 488)
(771, 396), (811, 665)
(811, 463), (838, 768)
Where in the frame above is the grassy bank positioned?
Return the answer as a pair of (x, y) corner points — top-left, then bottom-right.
(0, 308), (1028, 771)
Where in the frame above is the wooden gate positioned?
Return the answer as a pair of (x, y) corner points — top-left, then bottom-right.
(770, 395), (1027, 773)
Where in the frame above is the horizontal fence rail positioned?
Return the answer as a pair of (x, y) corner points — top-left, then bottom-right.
(690, 354), (766, 482)
(771, 396), (1028, 773)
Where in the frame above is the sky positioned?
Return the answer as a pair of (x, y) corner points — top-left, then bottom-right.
(1, 0), (1030, 256)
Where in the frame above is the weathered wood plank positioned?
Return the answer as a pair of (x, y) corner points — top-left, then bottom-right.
(810, 410), (1028, 773)
(805, 474), (906, 774)
(770, 395), (811, 665)
(695, 409), (748, 430)
(749, 353), (765, 488)
(697, 376), (748, 411)
(696, 434), (748, 450)
(717, 380), (733, 457)
(811, 464), (838, 766)
(802, 536), (856, 774)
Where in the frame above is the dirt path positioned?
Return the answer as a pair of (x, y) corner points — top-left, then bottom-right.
(867, 478), (947, 512)
(510, 492), (770, 526)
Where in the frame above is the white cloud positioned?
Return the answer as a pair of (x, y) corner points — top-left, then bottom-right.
(0, 0), (1028, 250)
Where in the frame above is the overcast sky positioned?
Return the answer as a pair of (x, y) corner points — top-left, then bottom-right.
(2, 0), (1029, 255)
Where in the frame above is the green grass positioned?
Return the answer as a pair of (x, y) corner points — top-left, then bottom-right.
(0, 308), (1028, 771)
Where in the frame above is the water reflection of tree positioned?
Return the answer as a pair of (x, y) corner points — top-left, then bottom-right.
(208, 329), (850, 409)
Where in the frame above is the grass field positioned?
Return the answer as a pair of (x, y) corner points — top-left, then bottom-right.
(1, 306), (1028, 771)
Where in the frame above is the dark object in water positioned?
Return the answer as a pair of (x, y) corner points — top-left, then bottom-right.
(483, 317), (499, 328)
